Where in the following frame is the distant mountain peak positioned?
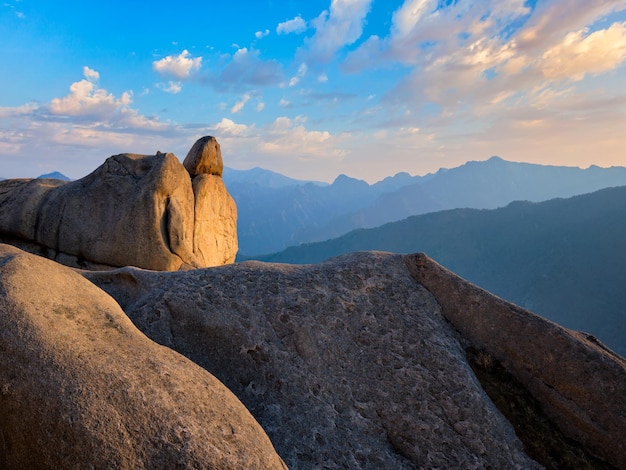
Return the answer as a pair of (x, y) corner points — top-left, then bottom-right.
(37, 171), (71, 181)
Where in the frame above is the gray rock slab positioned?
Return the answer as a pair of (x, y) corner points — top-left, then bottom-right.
(86, 251), (539, 469)
(0, 244), (286, 469)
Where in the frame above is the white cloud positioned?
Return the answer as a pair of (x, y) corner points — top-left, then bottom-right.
(0, 69), (182, 179)
(279, 98), (291, 107)
(157, 81), (183, 94)
(391, 0), (433, 39)
(541, 22), (626, 80)
(212, 117), (251, 137)
(305, 0), (373, 62)
(152, 50), (202, 79)
(255, 29), (270, 39)
(0, 103), (37, 119)
(49, 71), (132, 118)
(257, 102), (265, 111)
(83, 66), (100, 81)
(289, 63), (308, 86)
(318, 73), (328, 83)
(231, 93), (251, 113)
(277, 15), (307, 35)
(259, 116), (339, 159)
(516, 0), (626, 52)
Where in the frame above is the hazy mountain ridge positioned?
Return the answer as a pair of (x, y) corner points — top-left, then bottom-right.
(37, 171), (71, 181)
(226, 170), (424, 255)
(253, 186), (626, 357)
(228, 157), (626, 255)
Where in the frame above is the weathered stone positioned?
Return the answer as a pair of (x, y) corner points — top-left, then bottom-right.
(406, 252), (626, 470)
(86, 251), (541, 469)
(192, 174), (238, 266)
(184, 135), (224, 177)
(0, 244), (286, 469)
(0, 137), (238, 271)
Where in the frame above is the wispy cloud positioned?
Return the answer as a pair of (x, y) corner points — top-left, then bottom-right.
(289, 63), (308, 86)
(212, 48), (283, 89)
(255, 29), (270, 39)
(156, 81), (183, 94)
(304, 0), (373, 63)
(152, 50), (202, 79)
(277, 15), (307, 35)
(231, 93), (251, 113)
(540, 22), (626, 80)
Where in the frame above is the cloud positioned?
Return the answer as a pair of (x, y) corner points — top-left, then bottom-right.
(48, 67), (132, 118)
(215, 47), (283, 89)
(212, 117), (251, 137)
(255, 29), (270, 39)
(5, 69), (161, 128)
(231, 93), (251, 113)
(541, 22), (626, 80)
(83, 66), (100, 81)
(277, 15), (307, 35)
(0, 83), (180, 179)
(157, 81), (183, 94)
(304, 0), (373, 62)
(318, 73), (328, 83)
(0, 103), (37, 119)
(516, 0), (625, 52)
(256, 102), (265, 111)
(289, 63), (308, 86)
(152, 50), (202, 79)
(261, 116), (333, 155)
(279, 98), (291, 108)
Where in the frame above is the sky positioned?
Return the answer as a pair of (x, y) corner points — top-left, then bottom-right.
(1, 0), (626, 183)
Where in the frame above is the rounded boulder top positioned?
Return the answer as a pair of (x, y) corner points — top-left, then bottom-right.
(183, 136), (224, 177)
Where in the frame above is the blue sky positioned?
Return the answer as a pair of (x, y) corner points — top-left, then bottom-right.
(1, 0), (625, 182)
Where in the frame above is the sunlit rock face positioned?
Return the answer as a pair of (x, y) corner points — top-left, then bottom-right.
(0, 136), (237, 270)
(0, 244), (286, 469)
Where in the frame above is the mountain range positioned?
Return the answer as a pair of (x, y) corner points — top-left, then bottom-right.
(251, 186), (626, 357)
(223, 157), (626, 256)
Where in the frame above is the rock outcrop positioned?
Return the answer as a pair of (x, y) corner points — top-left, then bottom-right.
(85, 251), (626, 470)
(3, 241), (624, 469)
(86, 252), (539, 469)
(0, 244), (285, 469)
(407, 253), (626, 469)
(0, 137), (237, 271)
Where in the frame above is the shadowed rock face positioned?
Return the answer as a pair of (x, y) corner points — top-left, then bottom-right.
(406, 253), (626, 469)
(0, 137), (237, 271)
(86, 251), (540, 469)
(0, 244), (286, 469)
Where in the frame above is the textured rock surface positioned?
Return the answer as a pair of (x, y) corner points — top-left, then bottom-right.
(407, 253), (626, 469)
(0, 137), (237, 270)
(0, 244), (285, 469)
(192, 174), (238, 266)
(86, 251), (540, 469)
(184, 135), (224, 177)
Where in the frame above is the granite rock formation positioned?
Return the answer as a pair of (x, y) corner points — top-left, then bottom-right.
(2, 240), (624, 468)
(85, 251), (626, 469)
(0, 136), (237, 271)
(85, 253), (626, 468)
(0, 244), (285, 469)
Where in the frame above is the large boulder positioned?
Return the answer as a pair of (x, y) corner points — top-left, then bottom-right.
(86, 251), (541, 469)
(85, 251), (626, 469)
(0, 137), (237, 271)
(184, 135), (224, 177)
(0, 243), (286, 469)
